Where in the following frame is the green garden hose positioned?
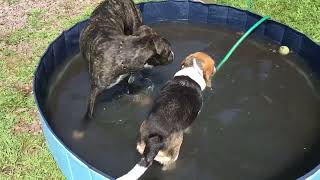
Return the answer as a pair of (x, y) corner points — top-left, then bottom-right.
(215, 16), (271, 71)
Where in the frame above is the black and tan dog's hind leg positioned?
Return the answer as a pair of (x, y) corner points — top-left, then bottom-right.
(137, 130), (184, 171)
(157, 131), (183, 171)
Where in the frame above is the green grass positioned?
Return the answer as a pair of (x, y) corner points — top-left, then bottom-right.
(27, 9), (46, 30)
(0, 2), (95, 179)
(212, 0), (320, 42)
(135, 0), (320, 42)
(0, 0), (319, 179)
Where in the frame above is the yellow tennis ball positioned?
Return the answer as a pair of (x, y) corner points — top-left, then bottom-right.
(279, 46), (290, 55)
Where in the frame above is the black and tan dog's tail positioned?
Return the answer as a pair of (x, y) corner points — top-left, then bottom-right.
(117, 135), (164, 180)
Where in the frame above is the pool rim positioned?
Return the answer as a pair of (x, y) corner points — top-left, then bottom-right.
(33, 1), (320, 179)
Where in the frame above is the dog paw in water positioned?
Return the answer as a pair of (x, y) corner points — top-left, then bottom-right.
(127, 72), (154, 94)
(130, 94), (152, 106)
(72, 130), (85, 140)
(162, 162), (177, 171)
(126, 72), (154, 106)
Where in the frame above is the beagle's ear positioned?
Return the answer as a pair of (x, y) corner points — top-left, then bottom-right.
(181, 55), (194, 68)
(204, 69), (213, 88)
(190, 52), (216, 88)
(203, 60), (216, 88)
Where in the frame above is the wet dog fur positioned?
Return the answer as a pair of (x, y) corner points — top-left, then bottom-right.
(117, 52), (216, 180)
(80, 0), (173, 119)
(137, 52), (216, 167)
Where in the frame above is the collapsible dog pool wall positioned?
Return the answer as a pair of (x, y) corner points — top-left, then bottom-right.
(33, 0), (320, 179)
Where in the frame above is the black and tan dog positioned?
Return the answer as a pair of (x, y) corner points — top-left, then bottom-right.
(80, 0), (174, 119)
(117, 52), (216, 180)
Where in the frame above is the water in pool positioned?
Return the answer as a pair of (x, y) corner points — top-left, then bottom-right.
(45, 23), (320, 180)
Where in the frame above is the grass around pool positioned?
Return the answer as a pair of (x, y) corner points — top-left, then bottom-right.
(0, 0), (319, 179)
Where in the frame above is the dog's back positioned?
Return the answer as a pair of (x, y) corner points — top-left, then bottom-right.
(80, 0), (142, 60)
(117, 76), (203, 180)
(85, 0), (142, 34)
(143, 76), (203, 138)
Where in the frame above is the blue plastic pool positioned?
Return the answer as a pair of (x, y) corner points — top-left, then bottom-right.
(33, 1), (320, 179)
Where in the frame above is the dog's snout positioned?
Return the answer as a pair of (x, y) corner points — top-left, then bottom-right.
(213, 66), (217, 74)
(170, 51), (174, 59)
(168, 51), (174, 63)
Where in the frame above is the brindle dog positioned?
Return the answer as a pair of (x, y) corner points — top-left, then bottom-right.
(80, 0), (174, 119)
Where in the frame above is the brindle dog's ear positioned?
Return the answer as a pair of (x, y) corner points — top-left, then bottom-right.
(153, 36), (170, 55)
(134, 25), (153, 37)
(135, 26), (157, 44)
(151, 36), (173, 65)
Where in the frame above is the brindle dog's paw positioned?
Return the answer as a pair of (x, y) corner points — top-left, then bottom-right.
(72, 130), (85, 140)
(125, 73), (153, 107)
(130, 94), (153, 106)
(127, 72), (154, 94)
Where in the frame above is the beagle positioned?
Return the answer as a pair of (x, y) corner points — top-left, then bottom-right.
(80, 0), (174, 119)
(117, 52), (216, 180)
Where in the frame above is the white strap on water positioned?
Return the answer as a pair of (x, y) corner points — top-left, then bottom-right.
(116, 164), (148, 180)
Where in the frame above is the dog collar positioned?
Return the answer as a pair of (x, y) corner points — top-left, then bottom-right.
(174, 60), (206, 90)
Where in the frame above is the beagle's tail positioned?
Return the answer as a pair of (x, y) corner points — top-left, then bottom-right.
(117, 135), (164, 180)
